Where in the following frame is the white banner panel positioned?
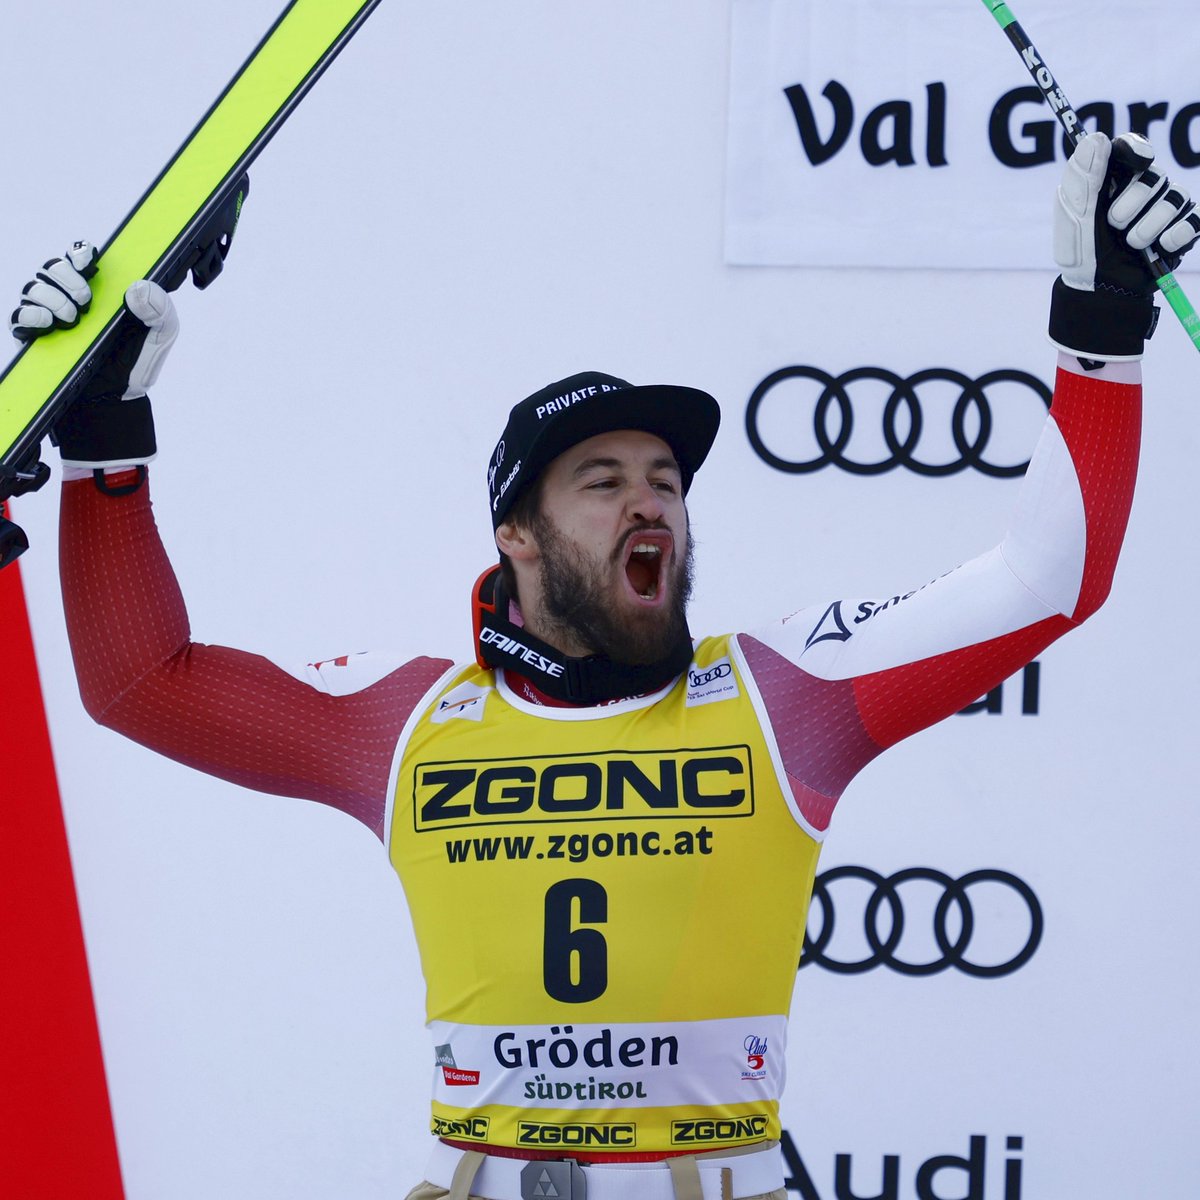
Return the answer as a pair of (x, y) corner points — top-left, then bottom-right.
(725, 0), (1200, 268)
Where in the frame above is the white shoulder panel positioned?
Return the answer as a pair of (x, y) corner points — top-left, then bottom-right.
(998, 416), (1087, 617)
(746, 546), (1057, 682)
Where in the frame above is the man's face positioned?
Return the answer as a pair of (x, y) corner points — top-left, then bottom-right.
(517, 429), (694, 665)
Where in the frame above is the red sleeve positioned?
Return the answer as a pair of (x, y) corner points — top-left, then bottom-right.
(59, 471), (452, 839)
(738, 361), (1140, 833)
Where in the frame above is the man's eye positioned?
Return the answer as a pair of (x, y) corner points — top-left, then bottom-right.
(653, 480), (678, 494)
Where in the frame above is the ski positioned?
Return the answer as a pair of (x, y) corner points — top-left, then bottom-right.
(0, 0), (384, 567)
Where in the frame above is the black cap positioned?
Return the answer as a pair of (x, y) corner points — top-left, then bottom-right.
(487, 371), (720, 527)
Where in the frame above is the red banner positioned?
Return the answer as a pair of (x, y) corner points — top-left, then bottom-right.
(0, 503), (124, 1198)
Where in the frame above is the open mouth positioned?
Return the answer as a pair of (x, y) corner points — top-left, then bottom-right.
(623, 532), (671, 603)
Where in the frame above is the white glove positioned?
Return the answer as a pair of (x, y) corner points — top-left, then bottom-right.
(11, 242), (181, 469)
(1050, 132), (1199, 360)
(10, 242), (98, 338)
(10, 241), (179, 401)
(1055, 132), (1198, 295)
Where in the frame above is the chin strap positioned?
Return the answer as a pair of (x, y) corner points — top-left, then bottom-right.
(471, 565), (694, 706)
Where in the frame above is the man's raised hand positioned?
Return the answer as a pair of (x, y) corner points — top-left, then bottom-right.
(1050, 132), (1199, 361)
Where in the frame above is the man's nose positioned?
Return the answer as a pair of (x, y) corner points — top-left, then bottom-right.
(626, 478), (665, 522)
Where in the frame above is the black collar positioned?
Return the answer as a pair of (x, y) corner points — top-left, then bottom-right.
(471, 566), (693, 706)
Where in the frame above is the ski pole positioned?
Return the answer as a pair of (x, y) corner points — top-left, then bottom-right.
(979, 0), (1200, 354)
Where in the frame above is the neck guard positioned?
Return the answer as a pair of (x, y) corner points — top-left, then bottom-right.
(471, 566), (694, 706)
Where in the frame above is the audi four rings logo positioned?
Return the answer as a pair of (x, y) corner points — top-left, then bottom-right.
(745, 366), (1051, 477)
(800, 866), (1043, 977)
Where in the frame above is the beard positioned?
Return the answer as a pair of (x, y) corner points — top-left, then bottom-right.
(530, 510), (694, 666)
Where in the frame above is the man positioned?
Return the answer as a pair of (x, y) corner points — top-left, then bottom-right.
(13, 132), (1198, 1200)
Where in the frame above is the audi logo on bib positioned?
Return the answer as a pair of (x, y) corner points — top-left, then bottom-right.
(746, 366), (1051, 478)
(801, 866), (1044, 977)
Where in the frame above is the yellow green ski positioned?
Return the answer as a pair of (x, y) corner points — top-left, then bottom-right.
(0, 0), (383, 566)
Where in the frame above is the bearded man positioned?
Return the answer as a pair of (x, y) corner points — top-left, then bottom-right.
(13, 131), (1197, 1200)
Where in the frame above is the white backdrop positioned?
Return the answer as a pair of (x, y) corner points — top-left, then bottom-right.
(3, 3), (1198, 1198)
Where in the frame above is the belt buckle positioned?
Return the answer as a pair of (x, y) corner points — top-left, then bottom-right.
(519, 1159), (587, 1200)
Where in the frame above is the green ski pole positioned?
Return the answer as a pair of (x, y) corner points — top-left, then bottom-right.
(979, 0), (1200, 354)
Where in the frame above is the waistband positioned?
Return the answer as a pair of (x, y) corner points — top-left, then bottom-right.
(425, 1139), (784, 1200)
